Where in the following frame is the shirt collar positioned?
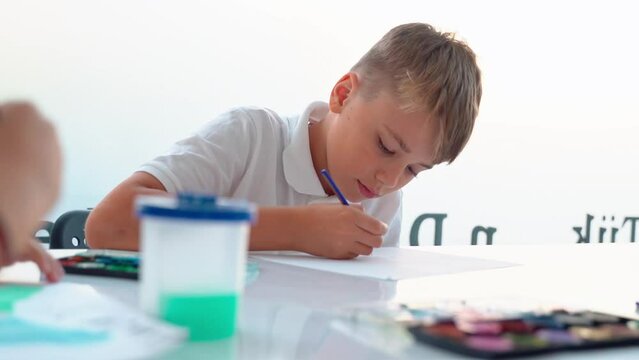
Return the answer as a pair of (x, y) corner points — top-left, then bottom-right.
(283, 101), (329, 196)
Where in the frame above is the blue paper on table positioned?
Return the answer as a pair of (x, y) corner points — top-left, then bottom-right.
(0, 283), (186, 360)
(0, 316), (108, 344)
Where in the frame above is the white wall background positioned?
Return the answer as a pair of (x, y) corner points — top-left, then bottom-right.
(1, 0), (637, 246)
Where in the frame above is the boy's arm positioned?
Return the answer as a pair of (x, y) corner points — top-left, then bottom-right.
(88, 173), (387, 259)
(85, 172), (168, 250)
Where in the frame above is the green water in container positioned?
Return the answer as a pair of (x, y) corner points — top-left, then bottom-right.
(159, 292), (239, 341)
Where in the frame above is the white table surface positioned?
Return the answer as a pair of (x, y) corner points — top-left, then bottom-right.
(36, 244), (639, 359)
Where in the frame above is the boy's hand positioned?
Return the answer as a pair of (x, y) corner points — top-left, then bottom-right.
(296, 204), (387, 259)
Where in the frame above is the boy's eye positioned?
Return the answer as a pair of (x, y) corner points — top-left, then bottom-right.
(406, 166), (418, 177)
(378, 137), (394, 155)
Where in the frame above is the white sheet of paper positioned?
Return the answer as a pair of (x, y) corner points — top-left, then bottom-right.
(2, 283), (186, 360)
(0, 261), (40, 283)
(252, 248), (516, 280)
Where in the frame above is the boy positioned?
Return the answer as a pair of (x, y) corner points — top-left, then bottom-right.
(86, 23), (482, 259)
(0, 102), (65, 281)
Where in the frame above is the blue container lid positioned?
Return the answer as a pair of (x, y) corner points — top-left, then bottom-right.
(137, 193), (256, 222)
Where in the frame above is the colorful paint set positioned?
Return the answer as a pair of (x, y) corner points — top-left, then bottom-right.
(401, 299), (639, 358)
(58, 250), (139, 280)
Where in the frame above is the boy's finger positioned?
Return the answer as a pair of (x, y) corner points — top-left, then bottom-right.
(356, 235), (383, 249)
(354, 213), (388, 236)
(351, 241), (374, 256)
(350, 204), (364, 211)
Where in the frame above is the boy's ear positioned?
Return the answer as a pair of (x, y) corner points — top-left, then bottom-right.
(329, 72), (360, 113)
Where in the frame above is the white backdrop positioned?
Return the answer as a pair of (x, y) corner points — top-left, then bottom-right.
(1, 0), (637, 246)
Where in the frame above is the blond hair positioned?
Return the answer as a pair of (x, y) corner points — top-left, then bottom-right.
(352, 23), (482, 164)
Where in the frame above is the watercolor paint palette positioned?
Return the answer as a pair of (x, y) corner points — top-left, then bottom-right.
(58, 250), (139, 280)
(401, 299), (639, 358)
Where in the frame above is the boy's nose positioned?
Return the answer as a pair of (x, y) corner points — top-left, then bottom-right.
(377, 164), (403, 189)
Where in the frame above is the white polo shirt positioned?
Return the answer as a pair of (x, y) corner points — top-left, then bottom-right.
(138, 102), (402, 246)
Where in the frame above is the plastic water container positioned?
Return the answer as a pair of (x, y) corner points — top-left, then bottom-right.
(137, 193), (256, 341)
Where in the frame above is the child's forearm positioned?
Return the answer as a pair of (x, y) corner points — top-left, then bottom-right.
(85, 173), (168, 251)
(249, 206), (307, 252)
